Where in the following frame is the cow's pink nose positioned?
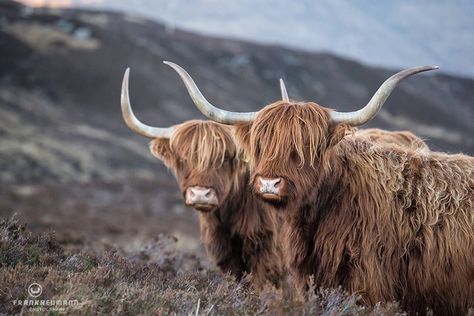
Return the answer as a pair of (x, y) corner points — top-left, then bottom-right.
(185, 186), (218, 209)
(256, 177), (283, 195)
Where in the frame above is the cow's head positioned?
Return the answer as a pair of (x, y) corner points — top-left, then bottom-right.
(151, 120), (241, 212)
(242, 101), (346, 207)
(164, 62), (438, 210)
(121, 69), (243, 212)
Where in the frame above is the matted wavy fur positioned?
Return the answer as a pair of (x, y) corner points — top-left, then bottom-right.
(237, 102), (473, 314)
(149, 120), (285, 289)
(356, 128), (429, 151)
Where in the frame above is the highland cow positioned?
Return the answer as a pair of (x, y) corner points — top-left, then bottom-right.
(120, 69), (285, 289)
(167, 62), (473, 315)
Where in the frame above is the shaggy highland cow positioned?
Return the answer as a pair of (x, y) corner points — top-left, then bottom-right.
(120, 69), (285, 289)
(166, 62), (473, 315)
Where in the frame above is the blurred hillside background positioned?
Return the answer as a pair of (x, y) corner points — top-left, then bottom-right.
(1, 0), (473, 258)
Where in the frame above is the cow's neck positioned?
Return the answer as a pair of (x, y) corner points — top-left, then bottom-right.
(215, 169), (272, 238)
(213, 169), (252, 223)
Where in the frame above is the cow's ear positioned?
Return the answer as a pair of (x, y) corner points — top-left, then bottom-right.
(328, 123), (353, 148)
(149, 138), (174, 167)
(233, 122), (253, 159)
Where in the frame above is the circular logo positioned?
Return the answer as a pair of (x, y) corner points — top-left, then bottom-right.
(28, 283), (42, 298)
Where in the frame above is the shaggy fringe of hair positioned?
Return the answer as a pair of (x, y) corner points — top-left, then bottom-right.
(248, 102), (353, 176)
(250, 102), (331, 168)
(170, 120), (235, 172)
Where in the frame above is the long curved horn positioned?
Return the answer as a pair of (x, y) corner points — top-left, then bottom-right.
(121, 68), (174, 138)
(280, 78), (289, 102)
(163, 61), (257, 124)
(330, 65), (439, 126)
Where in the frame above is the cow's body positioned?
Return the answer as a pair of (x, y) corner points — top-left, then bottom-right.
(283, 132), (473, 314)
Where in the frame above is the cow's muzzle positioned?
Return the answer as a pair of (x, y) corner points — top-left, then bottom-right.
(255, 176), (286, 202)
(185, 186), (218, 212)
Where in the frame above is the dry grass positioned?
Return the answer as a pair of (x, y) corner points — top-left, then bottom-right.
(4, 22), (100, 53)
(0, 216), (405, 315)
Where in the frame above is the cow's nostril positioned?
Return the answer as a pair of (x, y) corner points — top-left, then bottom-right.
(274, 178), (282, 187)
(205, 190), (211, 197)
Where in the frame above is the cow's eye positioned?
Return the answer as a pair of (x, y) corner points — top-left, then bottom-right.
(290, 150), (299, 161)
(254, 144), (261, 157)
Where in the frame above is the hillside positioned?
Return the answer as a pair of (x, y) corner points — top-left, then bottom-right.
(61, 0), (474, 78)
(1, 1), (473, 186)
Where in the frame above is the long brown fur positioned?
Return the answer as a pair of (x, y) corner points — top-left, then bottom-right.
(149, 120), (285, 289)
(235, 101), (473, 314)
(356, 128), (429, 151)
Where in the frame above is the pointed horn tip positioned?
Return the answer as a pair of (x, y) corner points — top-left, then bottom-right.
(413, 65), (439, 75)
(163, 61), (182, 71)
(417, 65), (439, 72)
(425, 65), (439, 70)
(122, 68), (130, 84)
(122, 68), (130, 89)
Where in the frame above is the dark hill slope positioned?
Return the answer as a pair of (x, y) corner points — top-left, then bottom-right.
(1, 1), (473, 185)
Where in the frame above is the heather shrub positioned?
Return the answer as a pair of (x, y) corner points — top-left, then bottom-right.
(0, 216), (405, 315)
